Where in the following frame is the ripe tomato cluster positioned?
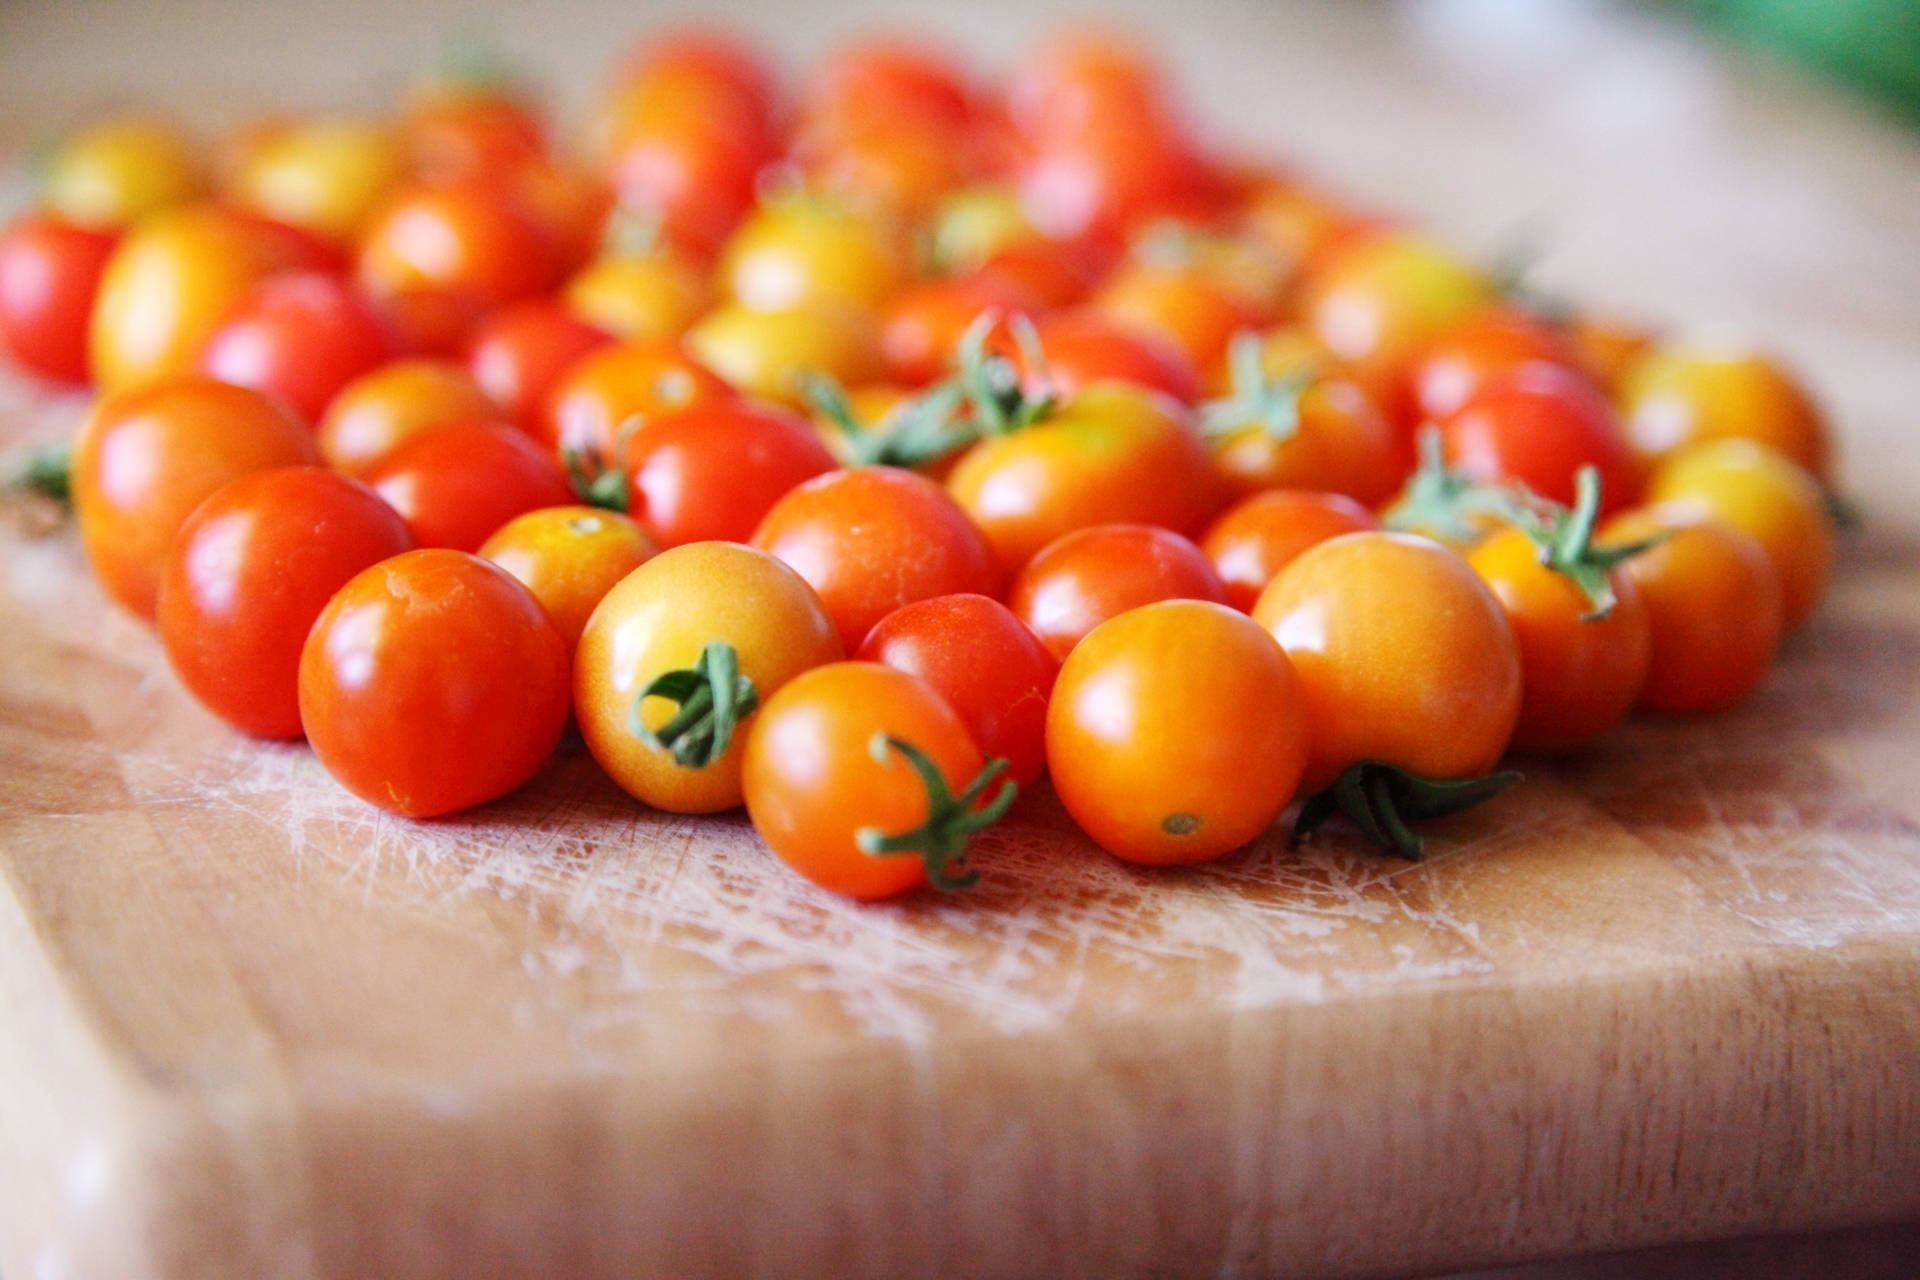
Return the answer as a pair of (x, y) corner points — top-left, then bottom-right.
(1, 29), (1842, 899)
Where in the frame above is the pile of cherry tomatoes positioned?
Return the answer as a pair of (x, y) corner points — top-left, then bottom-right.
(0, 29), (1840, 899)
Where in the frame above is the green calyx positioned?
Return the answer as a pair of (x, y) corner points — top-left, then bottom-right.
(1512, 465), (1664, 620)
(854, 734), (1017, 892)
(802, 373), (977, 470)
(1382, 427), (1532, 544)
(1294, 761), (1523, 860)
(8, 440), (73, 509)
(956, 308), (1056, 435)
(627, 642), (759, 768)
(563, 415), (647, 513)
(1199, 330), (1317, 444)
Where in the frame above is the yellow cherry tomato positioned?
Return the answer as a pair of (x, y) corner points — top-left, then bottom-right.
(229, 118), (404, 245)
(1300, 231), (1488, 391)
(717, 196), (906, 314)
(685, 301), (882, 408)
(41, 117), (202, 230)
(478, 506), (659, 651)
(1620, 342), (1831, 481)
(563, 250), (710, 341)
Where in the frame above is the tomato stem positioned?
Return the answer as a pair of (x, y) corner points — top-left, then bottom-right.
(1294, 760), (1523, 859)
(956, 309), (1055, 435)
(1382, 427), (1532, 545)
(1199, 330), (1316, 444)
(804, 372), (977, 469)
(854, 734), (1017, 891)
(628, 641), (759, 768)
(1515, 466), (1666, 621)
(7, 440), (72, 509)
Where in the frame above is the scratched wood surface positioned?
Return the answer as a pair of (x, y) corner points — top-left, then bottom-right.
(4, 2), (1920, 1278)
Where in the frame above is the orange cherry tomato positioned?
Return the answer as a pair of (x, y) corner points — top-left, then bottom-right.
(364, 422), (574, 552)
(478, 506), (657, 652)
(542, 337), (735, 462)
(462, 300), (613, 432)
(752, 466), (998, 651)
(197, 271), (394, 423)
(72, 377), (320, 618)
(40, 117), (202, 231)
(1203, 367), (1406, 505)
(1200, 489), (1379, 612)
(1466, 526), (1652, 749)
(1409, 303), (1581, 424)
(879, 275), (1036, 388)
(1047, 599), (1308, 864)
(317, 358), (506, 475)
(1644, 439), (1832, 629)
(1619, 343), (1831, 482)
(1007, 523), (1226, 660)
(563, 247), (711, 342)
(1009, 309), (1202, 405)
(355, 179), (562, 330)
(621, 402), (838, 547)
(1253, 531), (1521, 791)
(947, 382), (1218, 578)
(398, 82), (548, 181)
(299, 548), (570, 817)
(856, 594), (1059, 788)
(1565, 311), (1656, 394)
(575, 541), (843, 814)
(802, 37), (975, 137)
(1093, 262), (1270, 382)
(0, 213), (117, 384)
(743, 662), (1010, 899)
(157, 466), (413, 739)
(1601, 508), (1783, 714)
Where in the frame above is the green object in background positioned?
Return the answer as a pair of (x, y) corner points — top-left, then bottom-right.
(1696, 0), (1920, 121)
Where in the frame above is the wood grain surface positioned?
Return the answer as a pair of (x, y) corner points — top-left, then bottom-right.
(4, 2), (1920, 1278)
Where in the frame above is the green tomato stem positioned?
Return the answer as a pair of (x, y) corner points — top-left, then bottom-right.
(627, 642), (759, 768)
(854, 734), (1017, 892)
(1294, 760), (1524, 860)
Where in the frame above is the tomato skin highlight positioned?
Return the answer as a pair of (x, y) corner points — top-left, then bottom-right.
(197, 271), (394, 423)
(298, 548), (571, 818)
(1619, 343), (1831, 482)
(477, 505), (658, 652)
(317, 358), (507, 475)
(752, 466), (998, 651)
(463, 301), (613, 432)
(0, 214), (117, 383)
(1466, 526), (1652, 750)
(157, 467), (413, 739)
(743, 662), (995, 899)
(1047, 599), (1308, 865)
(72, 377), (320, 619)
(1601, 508), (1784, 715)
(1008, 523), (1226, 660)
(1439, 363), (1640, 514)
(1200, 490), (1379, 613)
(575, 542), (844, 814)
(543, 338), (736, 462)
(1253, 531), (1522, 791)
(856, 594), (1058, 788)
(364, 422), (574, 553)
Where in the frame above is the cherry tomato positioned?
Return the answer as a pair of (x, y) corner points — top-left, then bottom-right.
(1601, 508), (1783, 714)
(1010, 309), (1202, 405)
(156, 467), (413, 738)
(1565, 311), (1656, 394)
(398, 81), (548, 181)
(355, 179), (562, 334)
(752, 466), (998, 650)
(1200, 489), (1379, 612)
(563, 247), (710, 342)
(798, 119), (971, 219)
(970, 237), (1110, 310)
(856, 594), (1058, 788)
(197, 271), (393, 423)
(575, 541), (843, 813)
(299, 548), (570, 817)
(1239, 177), (1373, 279)
(1204, 365), (1405, 505)
(463, 301), (613, 432)
(1007, 33), (1173, 142)
(364, 422), (573, 552)
(88, 203), (321, 391)
(1047, 599), (1308, 864)
(879, 276), (1037, 388)
(1253, 531), (1521, 791)
(477, 505), (657, 650)
(605, 28), (775, 149)
(1409, 303), (1580, 424)
(72, 377), (319, 618)
(228, 118), (404, 246)
(1016, 123), (1219, 244)
(685, 301), (883, 408)
(40, 117), (202, 230)
(604, 114), (767, 260)
(1440, 363), (1640, 513)
(947, 382), (1218, 578)
(317, 357), (506, 474)
(718, 196), (907, 315)
(1093, 262), (1270, 382)
(743, 662), (1009, 899)
(542, 338), (735, 462)
(924, 185), (1038, 274)
(1007, 523), (1226, 660)
(1620, 343), (1831, 483)
(621, 401), (837, 547)
(802, 38), (975, 137)
(1645, 438), (1832, 628)
(1466, 525), (1651, 749)
(0, 214), (117, 383)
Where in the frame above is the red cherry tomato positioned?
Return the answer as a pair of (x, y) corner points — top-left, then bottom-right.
(856, 594), (1058, 788)
(1410, 304), (1580, 424)
(604, 114), (767, 260)
(197, 271), (393, 423)
(880, 275), (1037, 387)
(1007, 523), (1227, 660)
(1440, 363), (1641, 513)
(364, 422), (574, 552)
(157, 467), (413, 738)
(463, 300), (613, 431)
(620, 401), (838, 548)
(71, 377), (320, 618)
(1199, 490), (1379, 613)
(356, 179), (562, 333)
(543, 338), (737, 462)
(299, 548), (570, 817)
(1015, 309), (1202, 405)
(752, 466), (998, 651)
(0, 213), (117, 383)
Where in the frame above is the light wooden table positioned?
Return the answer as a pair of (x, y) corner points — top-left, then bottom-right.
(4, 2), (1920, 1278)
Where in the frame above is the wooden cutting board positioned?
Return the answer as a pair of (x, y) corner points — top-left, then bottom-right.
(5, 4), (1920, 1278)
